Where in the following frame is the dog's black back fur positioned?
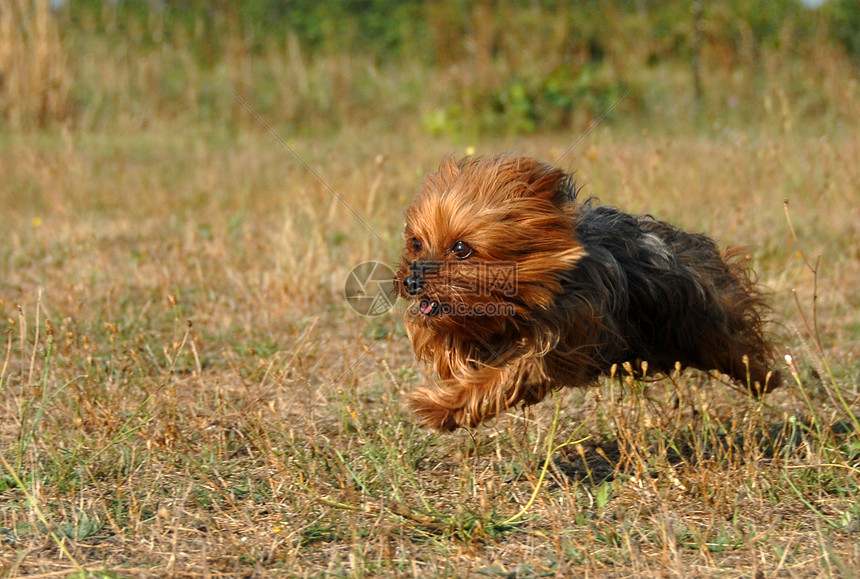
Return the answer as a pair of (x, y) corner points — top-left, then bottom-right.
(560, 202), (779, 391)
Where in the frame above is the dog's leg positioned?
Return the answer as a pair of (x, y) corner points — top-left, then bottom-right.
(407, 361), (552, 430)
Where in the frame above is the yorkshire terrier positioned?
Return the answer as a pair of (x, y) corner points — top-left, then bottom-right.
(396, 154), (781, 431)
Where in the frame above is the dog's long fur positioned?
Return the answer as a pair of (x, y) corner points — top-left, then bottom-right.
(396, 155), (781, 430)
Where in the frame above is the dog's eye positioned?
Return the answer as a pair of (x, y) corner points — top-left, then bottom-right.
(451, 241), (472, 260)
(412, 237), (422, 252)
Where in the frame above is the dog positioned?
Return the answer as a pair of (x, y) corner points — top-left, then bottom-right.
(395, 154), (781, 431)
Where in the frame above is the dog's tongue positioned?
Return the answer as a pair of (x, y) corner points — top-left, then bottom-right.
(420, 299), (439, 315)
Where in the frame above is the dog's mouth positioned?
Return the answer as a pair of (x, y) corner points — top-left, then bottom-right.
(419, 298), (441, 316)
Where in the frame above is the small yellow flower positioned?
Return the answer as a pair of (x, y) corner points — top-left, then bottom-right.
(465, 146), (475, 156)
(32, 217), (42, 227)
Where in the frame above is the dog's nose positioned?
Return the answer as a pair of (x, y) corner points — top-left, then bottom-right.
(403, 273), (425, 296)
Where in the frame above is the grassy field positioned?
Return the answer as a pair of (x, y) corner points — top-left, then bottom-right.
(2, 124), (859, 576)
(2, 1), (860, 576)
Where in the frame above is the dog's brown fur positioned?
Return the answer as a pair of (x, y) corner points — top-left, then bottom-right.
(396, 155), (781, 431)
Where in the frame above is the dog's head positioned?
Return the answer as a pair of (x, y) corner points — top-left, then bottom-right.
(396, 155), (585, 342)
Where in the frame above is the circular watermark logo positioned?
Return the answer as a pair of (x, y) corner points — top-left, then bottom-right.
(344, 261), (398, 317)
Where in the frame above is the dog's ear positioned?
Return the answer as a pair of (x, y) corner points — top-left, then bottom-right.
(414, 156), (462, 201)
(437, 155), (462, 182)
(456, 155), (571, 207)
(508, 156), (566, 201)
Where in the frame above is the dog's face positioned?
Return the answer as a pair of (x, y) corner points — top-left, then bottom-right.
(396, 155), (585, 342)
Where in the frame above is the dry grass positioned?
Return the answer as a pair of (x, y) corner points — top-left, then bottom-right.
(1, 122), (859, 576)
(0, 0), (70, 129)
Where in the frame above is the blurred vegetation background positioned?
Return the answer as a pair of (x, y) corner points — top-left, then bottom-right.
(1, 0), (858, 136)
